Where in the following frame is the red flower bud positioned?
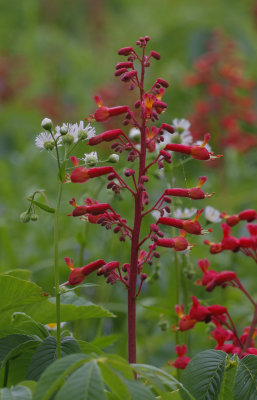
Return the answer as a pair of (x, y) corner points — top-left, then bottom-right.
(215, 271), (237, 285)
(88, 129), (123, 145)
(121, 70), (137, 81)
(160, 123), (175, 133)
(116, 62), (134, 69)
(189, 296), (210, 322)
(118, 46), (133, 55)
(114, 68), (128, 76)
(157, 78), (169, 88)
(71, 166), (114, 183)
(150, 50), (161, 60)
(97, 261), (119, 277)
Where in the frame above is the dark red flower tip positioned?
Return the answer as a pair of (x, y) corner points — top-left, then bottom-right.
(150, 50), (161, 60)
(116, 62), (134, 70)
(160, 123), (175, 133)
(97, 261), (119, 277)
(238, 209), (257, 222)
(157, 78), (169, 88)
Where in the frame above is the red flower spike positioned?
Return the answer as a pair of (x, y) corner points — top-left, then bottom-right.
(71, 166), (114, 183)
(88, 129), (124, 145)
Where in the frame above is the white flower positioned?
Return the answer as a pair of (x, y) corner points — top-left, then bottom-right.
(35, 132), (54, 150)
(129, 128), (141, 141)
(180, 130), (193, 146)
(108, 154), (120, 163)
(152, 208), (170, 221)
(173, 207), (197, 219)
(194, 140), (212, 153)
(82, 151), (98, 167)
(204, 206), (222, 223)
(172, 118), (191, 133)
(45, 322), (66, 331)
(56, 122), (95, 143)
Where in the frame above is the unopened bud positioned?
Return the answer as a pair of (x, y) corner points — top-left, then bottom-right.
(108, 154), (120, 163)
(62, 134), (74, 145)
(30, 213), (38, 221)
(60, 125), (68, 135)
(43, 141), (55, 151)
(41, 118), (53, 131)
(20, 211), (30, 223)
(78, 130), (88, 140)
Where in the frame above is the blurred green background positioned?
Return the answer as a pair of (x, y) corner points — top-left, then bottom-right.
(0, 0), (257, 367)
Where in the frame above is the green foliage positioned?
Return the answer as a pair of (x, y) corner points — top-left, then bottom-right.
(0, 385), (32, 400)
(233, 355), (257, 400)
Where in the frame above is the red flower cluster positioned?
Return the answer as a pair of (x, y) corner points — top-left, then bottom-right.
(168, 344), (191, 370)
(205, 209), (257, 262)
(185, 30), (257, 153)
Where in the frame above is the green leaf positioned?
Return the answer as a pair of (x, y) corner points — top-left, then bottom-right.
(55, 360), (107, 400)
(0, 385), (32, 400)
(158, 390), (182, 399)
(133, 364), (180, 393)
(77, 340), (102, 355)
(0, 334), (41, 369)
(33, 354), (90, 400)
(218, 357), (238, 400)
(123, 378), (156, 400)
(92, 334), (120, 349)
(10, 312), (49, 339)
(99, 361), (131, 399)
(233, 355), (257, 400)
(181, 350), (227, 400)
(0, 275), (113, 339)
(26, 197), (55, 213)
(3, 269), (32, 281)
(17, 380), (36, 394)
(27, 336), (81, 381)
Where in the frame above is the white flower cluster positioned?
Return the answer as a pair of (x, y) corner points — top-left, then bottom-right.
(204, 206), (222, 223)
(35, 118), (96, 150)
(173, 207), (197, 219)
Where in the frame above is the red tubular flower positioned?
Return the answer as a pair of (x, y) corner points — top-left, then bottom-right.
(64, 258), (106, 285)
(208, 305), (227, 315)
(158, 209), (205, 235)
(116, 62), (134, 69)
(204, 240), (223, 254)
(214, 271), (237, 285)
(72, 203), (111, 217)
(189, 296), (211, 322)
(221, 223), (240, 251)
(165, 133), (222, 161)
(156, 235), (189, 251)
(178, 315), (196, 331)
(88, 129), (124, 145)
(94, 106), (129, 122)
(170, 344), (191, 370)
(165, 176), (213, 200)
(239, 236), (255, 248)
(238, 209), (257, 222)
(97, 261), (119, 277)
(156, 78), (169, 88)
(149, 50), (161, 60)
(71, 166), (114, 183)
(220, 212), (240, 227)
(196, 258), (219, 287)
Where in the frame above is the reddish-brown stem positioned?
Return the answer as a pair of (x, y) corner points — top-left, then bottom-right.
(141, 194), (165, 217)
(235, 279), (256, 306)
(144, 153), (162, 173)
(121, 132), (141, 155)
(226, 312), (242, 348)
(127, 48), (146, 365)
(114, 172), (136, 196)
(243, 304), (257, 351)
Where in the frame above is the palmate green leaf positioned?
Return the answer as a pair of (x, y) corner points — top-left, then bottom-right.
(27, 336), (81, 381)
(0, 334), (41, 369)
(33, 353), (158, 400)
(158, 390), (181, 399)
(0, 385), (32, 400)
(233, 355), (257, 400)
(77, 340), (103, 355)
(181, 350), (227, 400)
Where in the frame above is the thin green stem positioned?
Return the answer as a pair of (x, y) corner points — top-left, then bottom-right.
(54, 181), (63, 358)
(3, 361), (9, 387)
